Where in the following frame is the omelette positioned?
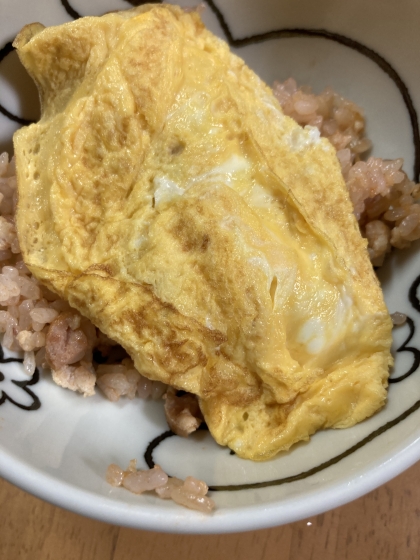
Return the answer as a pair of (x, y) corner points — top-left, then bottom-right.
(13, 4), (393, 461)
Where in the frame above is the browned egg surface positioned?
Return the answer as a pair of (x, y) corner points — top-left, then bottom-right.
(13, 4), (392, 460)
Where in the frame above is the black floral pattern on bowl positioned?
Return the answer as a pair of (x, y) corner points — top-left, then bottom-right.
(0, 347), (41, 410)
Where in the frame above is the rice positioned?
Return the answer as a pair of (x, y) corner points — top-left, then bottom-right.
(106, 460), (215, 513)
(0, 157), (166, 400)
(164, 387), (203, 437)
(273, 78), (420, 266)
(391, 311), (407, 326)
(2, 79), (417, 513)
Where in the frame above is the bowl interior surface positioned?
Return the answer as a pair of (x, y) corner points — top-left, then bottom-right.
(1, 0), (420, 533)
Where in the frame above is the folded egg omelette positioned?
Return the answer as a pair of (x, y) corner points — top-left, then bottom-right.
(13, 4), (393, 460)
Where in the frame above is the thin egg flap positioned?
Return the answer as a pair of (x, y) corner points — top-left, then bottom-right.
(13, 4), (392, 460)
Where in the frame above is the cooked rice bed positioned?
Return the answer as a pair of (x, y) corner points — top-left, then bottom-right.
(273, 78), (420, 266)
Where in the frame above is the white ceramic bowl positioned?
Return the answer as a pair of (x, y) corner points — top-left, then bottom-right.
(1, 0), (420, 534)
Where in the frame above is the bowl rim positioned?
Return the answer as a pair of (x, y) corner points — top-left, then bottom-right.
(2, 432), (420, 533)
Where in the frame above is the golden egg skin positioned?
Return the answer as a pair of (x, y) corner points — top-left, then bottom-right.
(13, 4), (392, 460)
